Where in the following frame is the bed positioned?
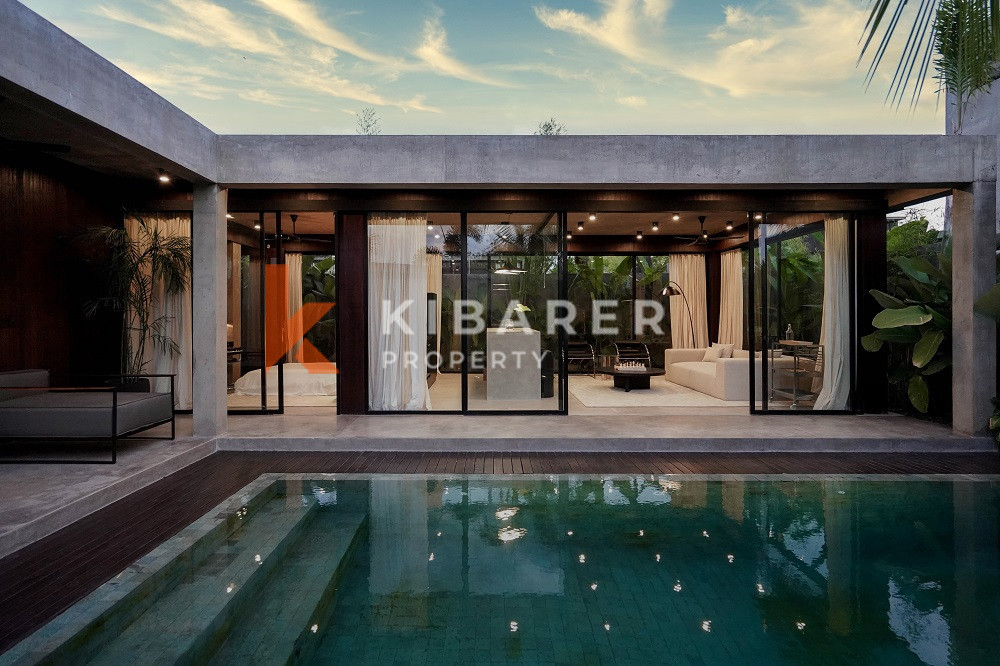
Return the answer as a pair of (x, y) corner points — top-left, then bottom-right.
(233, 363), (338, 396)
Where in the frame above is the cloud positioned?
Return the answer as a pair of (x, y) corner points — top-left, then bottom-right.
(252, 0), (399, 66)
(683, 0), (869, 97)
(616, 95), (647, 107)
(95, 0), (285, 56)
(533, 0), (671, 63)
(113, 60), (234, 100)
(414, 12), (511, 87)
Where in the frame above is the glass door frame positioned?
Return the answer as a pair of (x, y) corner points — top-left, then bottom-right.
(365, 210), (568, 415)
(226, 210), (285, 415)
(747, 211), (859, 415)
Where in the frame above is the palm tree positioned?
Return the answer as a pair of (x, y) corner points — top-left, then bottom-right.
(860, 0), (999, 131)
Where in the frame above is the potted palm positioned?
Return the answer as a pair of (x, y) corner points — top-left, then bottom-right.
(83, 212), (192, 389)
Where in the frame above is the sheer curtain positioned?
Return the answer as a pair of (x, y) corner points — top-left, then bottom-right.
(717, 249), (744, 348)
(285, 253), (303, 362)
(667, 253), (709, 348)
(814, 217), (851, 410)
(368, 214), (431, 411)
(125, 214), (192, 409)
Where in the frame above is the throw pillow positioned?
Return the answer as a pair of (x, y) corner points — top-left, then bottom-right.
(702, 346), (723, 362)
(712, 342), (735, 358)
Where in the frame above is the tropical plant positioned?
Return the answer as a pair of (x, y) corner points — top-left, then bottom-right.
(82, 213), (192, 376)
(356, 107), (382, 135)
(861, 244), (953, 414)
(860, 0), (999, 131)
(301, 255), (337, 361)
(534, 117), (567, 135)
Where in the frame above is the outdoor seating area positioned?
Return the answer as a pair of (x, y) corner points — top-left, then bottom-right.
(0, 370), (176, 463)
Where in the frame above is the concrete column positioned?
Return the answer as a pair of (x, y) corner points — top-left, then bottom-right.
(192, 184), (228, 437)
(951, 172), (997, 435)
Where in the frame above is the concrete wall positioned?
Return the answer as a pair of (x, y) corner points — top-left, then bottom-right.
(0, 0), (217, 182)
(218, 134), (982, 188)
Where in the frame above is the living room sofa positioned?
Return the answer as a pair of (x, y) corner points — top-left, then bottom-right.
(0, 369), (175, 463)
(663, 349), (796, 401)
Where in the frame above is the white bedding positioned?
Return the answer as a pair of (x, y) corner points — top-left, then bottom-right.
(233, 362), (338, 396)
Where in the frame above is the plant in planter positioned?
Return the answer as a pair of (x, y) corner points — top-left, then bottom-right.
(82, 213), (192, 385)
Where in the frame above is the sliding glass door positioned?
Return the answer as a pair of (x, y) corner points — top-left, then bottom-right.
(749, 213), (856, 412)
(367, 211), (566, 413)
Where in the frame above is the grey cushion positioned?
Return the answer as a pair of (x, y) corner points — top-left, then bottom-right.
(0, 391), (173, 438)
(0, 369), (50, 402)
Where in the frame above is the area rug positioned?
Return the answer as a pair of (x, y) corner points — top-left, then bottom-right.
(568, 375), (743, 408)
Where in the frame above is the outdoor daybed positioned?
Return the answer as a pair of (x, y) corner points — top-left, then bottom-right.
(0, 369), (175, 463)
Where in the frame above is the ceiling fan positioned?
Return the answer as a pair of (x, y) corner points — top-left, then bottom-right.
(675, 215), (743, 245)
(281, 213), (331, 244)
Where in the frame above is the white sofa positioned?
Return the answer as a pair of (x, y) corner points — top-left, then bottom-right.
(663, 348), (796, 401)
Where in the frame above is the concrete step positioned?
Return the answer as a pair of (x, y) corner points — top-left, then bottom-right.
(86, 496), (318, 666)
(207, 510), (368, 666)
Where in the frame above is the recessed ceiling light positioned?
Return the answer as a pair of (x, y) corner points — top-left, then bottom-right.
(434, 234), (440, 239)
(254, 223), (261, 230)
(427, 224), (434, 231)
(577, 220), (584, 231)
(652, 221), (659, 232)
(754, 213), (763, 221)
(589, 213), (597, 222)
(636, 229), (643, 240)
(226, 214), (234, 220)
(672, 213), (680, 221)
(566, 231), (573, 239)
(725, 221), (734, 231)
(702, 231), (709, 239)
(157, 169), (170, 183)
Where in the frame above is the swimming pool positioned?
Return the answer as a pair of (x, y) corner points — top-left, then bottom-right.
(5, 475), (999, 664)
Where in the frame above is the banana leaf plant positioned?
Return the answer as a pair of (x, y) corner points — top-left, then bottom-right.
(861, 247), (953, 413)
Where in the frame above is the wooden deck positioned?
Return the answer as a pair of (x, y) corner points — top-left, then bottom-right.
(1, 450), (999, 653)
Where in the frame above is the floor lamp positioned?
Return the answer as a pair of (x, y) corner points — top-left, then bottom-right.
(662, 281), (697, 348)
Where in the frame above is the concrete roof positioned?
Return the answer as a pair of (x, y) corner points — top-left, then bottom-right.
(1, 0), (994, 190)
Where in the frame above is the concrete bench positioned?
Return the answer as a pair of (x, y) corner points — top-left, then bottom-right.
(0, 370), (175, 463)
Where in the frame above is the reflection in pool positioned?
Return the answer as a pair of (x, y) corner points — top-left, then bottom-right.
(311, 477), (999, 665)
(7, 476), (999, 665)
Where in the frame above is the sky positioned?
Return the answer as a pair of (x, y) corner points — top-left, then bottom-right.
(19, 0), (946, 135)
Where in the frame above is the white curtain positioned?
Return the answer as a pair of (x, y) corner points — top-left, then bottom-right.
(286, 253), (304, 362)
(368, 214), (431, 411)
(814, 217), (851, 410)
(717, 249), (744, 348)
(125, 214), (193, 409)
(667, 254), (709, 348)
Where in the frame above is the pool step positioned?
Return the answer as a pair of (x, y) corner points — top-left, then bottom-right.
(207, 510), (368, 666)
(85, 497), (318, 666)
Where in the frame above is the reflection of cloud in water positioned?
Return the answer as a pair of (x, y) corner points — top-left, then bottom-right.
(603, 481), (630, 505)
(888, 576), (950, 666)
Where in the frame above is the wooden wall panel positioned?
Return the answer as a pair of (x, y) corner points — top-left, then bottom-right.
(335, 213), (367, 414)
(0, 150), (122, 379)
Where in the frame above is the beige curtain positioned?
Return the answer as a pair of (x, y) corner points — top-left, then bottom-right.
(286, 253), (303, 362)
(814, 217), (851, 410)
(667, 253), (709, 348)
(717, 249), (744, 348)
(125, 214), (193, 409)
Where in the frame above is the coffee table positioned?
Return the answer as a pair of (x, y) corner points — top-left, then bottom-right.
(597, 367), (665, 391)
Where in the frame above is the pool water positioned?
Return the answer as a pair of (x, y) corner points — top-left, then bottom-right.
(7, 476), (1000, 665)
